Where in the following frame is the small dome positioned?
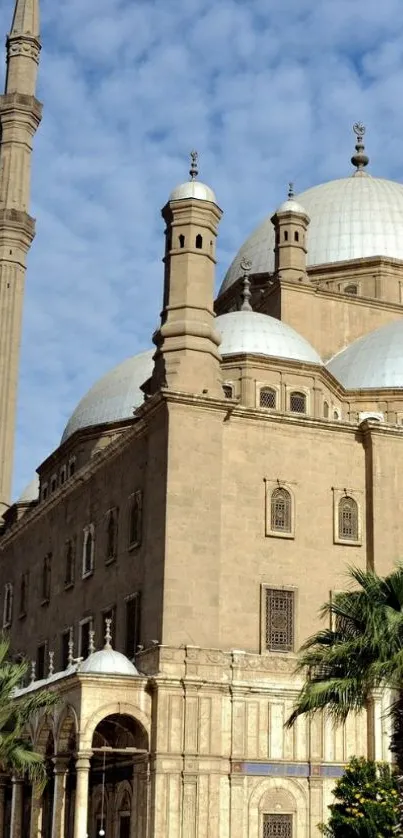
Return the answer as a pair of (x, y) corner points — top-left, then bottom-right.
(80, 648), (138, 676)
(61, 349), (153, 444)
(169, 180), (217, 203)
(18, 475), (39, 503)
(220, 175), (403, 295)
(327, 320), (403, 389)
(216, 311), (322, 364)
(275, 198), (309, 216)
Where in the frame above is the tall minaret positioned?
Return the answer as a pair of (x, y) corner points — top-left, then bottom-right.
(0, 0), (42, 512)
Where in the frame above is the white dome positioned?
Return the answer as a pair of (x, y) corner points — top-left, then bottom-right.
(80, 648), (138, 676)
(327, 320), (403, 389)
(216, 311), (322, 364)
(18, 475), (39, 503)
(61, 349), (154, 444)
(169, 180), (216, 203)
(276, 198), (309, 215)
(220, 173), (403, 295)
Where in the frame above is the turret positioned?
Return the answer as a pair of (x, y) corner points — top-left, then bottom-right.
(271, 184), (310, 284)
(0, 0), (42, 511)
(149, 153), (223, 398)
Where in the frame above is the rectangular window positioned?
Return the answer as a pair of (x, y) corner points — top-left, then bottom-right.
(79, 618), (93, 660)
(60, 628), (72, 671)
(36, 642), (47, 680)
(265, 588), (294, 652)
(263, 815), (292, 838)
(125, 593), (141, 659)
(42, 553), (52, 603)
(3, 583), (13, 628)
(64, 538), (75, 587)
(19, 572), (29, 618)
(128, 491), (143, 549)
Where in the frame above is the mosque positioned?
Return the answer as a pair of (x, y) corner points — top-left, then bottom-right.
(1, 0), (403, 837)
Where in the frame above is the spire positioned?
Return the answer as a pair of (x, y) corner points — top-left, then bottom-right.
(351, 122), (369, 172)
(189, 150), (199, 180)
(10, 0), (40, 39)
(288, 182), (294, 199)
(240, 257), (252, 311)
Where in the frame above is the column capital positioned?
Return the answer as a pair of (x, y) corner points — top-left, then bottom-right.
(11, 775), (24, 786)
(52, 755), (70, 775)
(75, 751), (92, 771)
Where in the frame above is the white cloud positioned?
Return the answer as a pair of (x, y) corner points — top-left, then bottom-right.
(2, 0), (403, 495)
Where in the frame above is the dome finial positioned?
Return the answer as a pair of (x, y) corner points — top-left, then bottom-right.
(104, 618), (113, 650)
(89, 630), (95, 656)
(288, 182), (294, 199)
(351, 122), (369, 171)
(189, 150), (199, 180)
(240, 257), (252, 311)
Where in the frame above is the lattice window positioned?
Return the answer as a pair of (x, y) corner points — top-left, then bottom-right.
(338, 496), (358, 541)
(270, 488), (291, 533)
(260, 387), (276, 409)
(265, 588), (294, 652)
(290, 391), (306, 413)
(263, 814), (292, 838)
(223, 384), (233, 399)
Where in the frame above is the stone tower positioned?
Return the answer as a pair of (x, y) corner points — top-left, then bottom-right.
(0, 0), (42, 512)
(271, 185), (310, 284)
(150, 153), (223, 399)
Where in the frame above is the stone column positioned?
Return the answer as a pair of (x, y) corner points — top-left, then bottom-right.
(29, 782), (43, 838)
(73, 751), (92, 838)
(10, 777), (24, 838)
(52, 756), (69, 838)
(0, 775), (8, 838)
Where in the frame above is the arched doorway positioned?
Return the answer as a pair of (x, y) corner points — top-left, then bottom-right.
(90, 713), (148, 838)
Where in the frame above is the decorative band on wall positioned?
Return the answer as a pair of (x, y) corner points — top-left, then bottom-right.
(231, 762), (344, 779)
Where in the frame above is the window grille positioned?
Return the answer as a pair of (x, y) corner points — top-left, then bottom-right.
(106, 508), (119, 561)
(290, 391), (306, 413)
(263, 815), (292, 838)
(223, 384), (233, 399)
(82, 525), (95, 576)
(265, 588), (294, 652)
(338, 496), (359, 541)
(323, 401), (329, 418)
(3, 583), (13, 627)
(270, 488), (291, 533)
(345, 284), (357, 295)
(260, 388), (276, 409)
(65, 539), (75, 586)
(129, 491), (143, 548)
(42, 553), (52, 602)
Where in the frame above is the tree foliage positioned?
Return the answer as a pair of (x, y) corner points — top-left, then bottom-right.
(0, 639), (58, 785)
(320, 758), (400, 838)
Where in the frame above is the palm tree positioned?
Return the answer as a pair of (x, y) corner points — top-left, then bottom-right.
(286, 564), (403, 772)
(0, 638), (58, 786)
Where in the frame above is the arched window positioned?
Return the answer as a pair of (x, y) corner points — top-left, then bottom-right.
(178, 234), (185, 249)
(345, 284), (357, 296)
(195, 234), (203, 249)
(260, 387), (276, 409)
(82, 525), (95, 577)
(338, 496), (358, 541)
(223, 384), (233, 399)
(3, 583), (13, 628)
(333, 409), (340, 420)
(290, 391), (306, 413)
(284, 230), (289, 241)
(271, 488), (292, 533)
(129, 491), (143, 548)
(294, 231), (299, 242)
(323, 401), (329, 418)
(106, 508), (118, 562)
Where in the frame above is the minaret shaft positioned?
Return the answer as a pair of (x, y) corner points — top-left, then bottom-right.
(0, 0), (41, 511)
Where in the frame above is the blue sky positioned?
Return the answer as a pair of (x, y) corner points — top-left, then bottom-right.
(3, 0), (403, 497)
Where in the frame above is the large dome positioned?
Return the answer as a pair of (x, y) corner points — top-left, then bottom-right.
(327, 319), (403, 389)
(220, 174), (403, 295)
(215, 311), (321, 364)
(61, 350), (154, 443)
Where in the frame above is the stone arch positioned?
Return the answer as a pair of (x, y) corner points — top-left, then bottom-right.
(80, 701), (150, 749)
(248, 778), (308, 838)
(55, 704), (78, 754)
(33, 713), (56, 755)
